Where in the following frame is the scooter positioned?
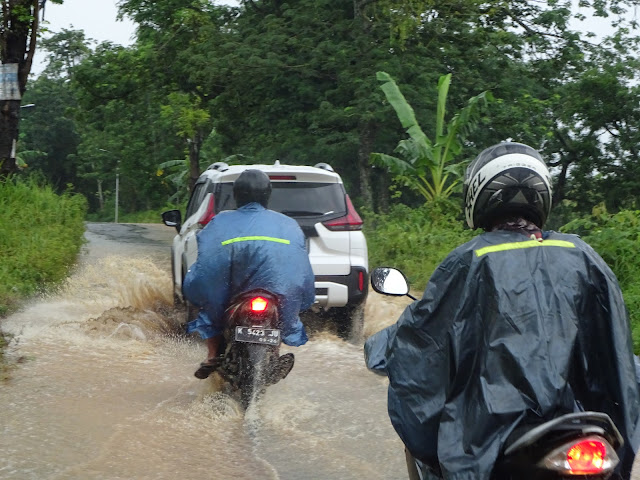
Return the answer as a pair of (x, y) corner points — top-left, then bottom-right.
(212, 288), (294, 409)
(370, 267), (625, 480)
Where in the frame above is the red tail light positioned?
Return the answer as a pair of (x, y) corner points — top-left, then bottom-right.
(541, 436), (618, 475)
(322, 194), (363, 231)
(198, 194), (215, 226)
(250, 297), (268, 312)
(358, 271), (364, 291)
(567, 440), (606, 474)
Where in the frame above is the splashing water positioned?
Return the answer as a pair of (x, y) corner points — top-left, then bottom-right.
(0, 224), (408, 480)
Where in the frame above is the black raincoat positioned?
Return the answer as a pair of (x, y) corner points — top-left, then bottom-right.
(365, 230), (640, 479)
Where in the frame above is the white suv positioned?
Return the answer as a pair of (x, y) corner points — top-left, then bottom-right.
(161, 161), (369, 338)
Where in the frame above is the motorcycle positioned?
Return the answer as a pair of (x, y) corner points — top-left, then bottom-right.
(210, 288), (294, 409)
(370, 267), (625, 480)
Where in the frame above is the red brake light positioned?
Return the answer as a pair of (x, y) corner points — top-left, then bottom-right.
(250, 297), (268, 312)
(198, 194), (215, 226)
(268, 175), (296, 180)
(567, 440), (606, 474)
(322, 194), (363, 231)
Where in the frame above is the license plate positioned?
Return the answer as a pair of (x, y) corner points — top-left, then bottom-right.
(235, 326), (281, 345)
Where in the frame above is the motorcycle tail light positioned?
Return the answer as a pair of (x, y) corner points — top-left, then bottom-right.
(540, 436), (618, 475)
(250, 297), (268, 312)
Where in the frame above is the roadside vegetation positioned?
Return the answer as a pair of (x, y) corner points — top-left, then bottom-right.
(0, 178), (87, 376)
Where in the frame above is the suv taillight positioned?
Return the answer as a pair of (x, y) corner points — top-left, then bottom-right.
(198, 194), (215, 226)
(322, 195), (363, 231)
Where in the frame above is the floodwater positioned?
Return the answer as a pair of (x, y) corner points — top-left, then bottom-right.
(0, 223), (409, 480)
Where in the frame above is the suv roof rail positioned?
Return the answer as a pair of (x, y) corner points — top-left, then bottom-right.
(314, 162), (334, 172)
(207, 161), (229, 172)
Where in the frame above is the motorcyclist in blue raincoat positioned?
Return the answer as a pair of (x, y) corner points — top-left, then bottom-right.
(183, 169), (315, 380)
(365, 142), (640, 479)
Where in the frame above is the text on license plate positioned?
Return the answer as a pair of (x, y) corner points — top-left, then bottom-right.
(235, 326), (281, 345)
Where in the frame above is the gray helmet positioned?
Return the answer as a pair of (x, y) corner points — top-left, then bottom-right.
(463, 142), (552, 230)
(233, 169), (272, 208)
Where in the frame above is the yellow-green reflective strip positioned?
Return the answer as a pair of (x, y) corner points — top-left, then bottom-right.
(475, 239), (575, 257)
(221, 236), (290, 246)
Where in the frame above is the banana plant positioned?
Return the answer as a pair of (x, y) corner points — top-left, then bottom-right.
(371, 72), (493, 202)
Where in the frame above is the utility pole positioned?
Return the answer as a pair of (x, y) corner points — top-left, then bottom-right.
(115, 161), (119, 223)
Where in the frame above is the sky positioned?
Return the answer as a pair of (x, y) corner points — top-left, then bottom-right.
(32, 0), (136, 75)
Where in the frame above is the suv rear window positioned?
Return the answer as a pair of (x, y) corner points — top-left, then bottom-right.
(215, 182), (347, 218)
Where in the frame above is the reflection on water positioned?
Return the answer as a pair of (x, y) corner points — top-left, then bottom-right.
(0, 247), (407, 480)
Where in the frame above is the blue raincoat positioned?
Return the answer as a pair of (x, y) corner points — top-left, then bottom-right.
(183, 202), (315, 346)
(365, 230), (640, 480)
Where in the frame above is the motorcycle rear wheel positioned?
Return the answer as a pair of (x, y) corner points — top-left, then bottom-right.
(237, 344), (272, 409)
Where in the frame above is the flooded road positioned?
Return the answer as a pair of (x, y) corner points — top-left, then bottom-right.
(0, 223), (408, 480)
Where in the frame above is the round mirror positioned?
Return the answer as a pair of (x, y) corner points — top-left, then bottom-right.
(370, 267), (409, 296)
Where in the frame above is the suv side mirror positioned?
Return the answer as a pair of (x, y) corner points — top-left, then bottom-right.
(370, 267), (415, 299)
(162, 210), (182, 233)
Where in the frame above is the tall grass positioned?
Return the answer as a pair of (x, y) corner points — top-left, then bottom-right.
(0, 177), (87, 372)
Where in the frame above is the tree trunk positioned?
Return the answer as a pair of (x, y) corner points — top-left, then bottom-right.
(374, 168), (390, 213)
(357, 121), (376, 211)
(0, 100), (20, 176)
(553, 156), (570, 208)
(187, 131), (203, 193)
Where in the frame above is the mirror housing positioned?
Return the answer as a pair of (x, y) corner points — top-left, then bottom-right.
(162, 210), (182, 233)
(370, 267), (410, 297)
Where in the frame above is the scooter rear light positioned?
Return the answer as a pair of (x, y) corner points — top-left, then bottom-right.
(250, 297), (268, 312)
(540, 436), (618, 475)
(567, 440), (606, 473)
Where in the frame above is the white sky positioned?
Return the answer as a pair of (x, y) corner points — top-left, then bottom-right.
(43, 0), (136, 45)
(32, 0), (135, 75)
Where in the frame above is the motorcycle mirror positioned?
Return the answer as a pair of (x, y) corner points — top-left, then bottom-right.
(370, 267), (415, 299)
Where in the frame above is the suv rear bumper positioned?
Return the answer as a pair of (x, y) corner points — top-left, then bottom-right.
(314, 267), (368, 307)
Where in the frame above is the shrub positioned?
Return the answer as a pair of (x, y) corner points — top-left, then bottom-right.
(561, 210), (640, 352)
(364, 199), (476, 290)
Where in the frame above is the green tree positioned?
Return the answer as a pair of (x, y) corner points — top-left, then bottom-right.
(18, 29), (92, 192)
(117, 0), (231, 193)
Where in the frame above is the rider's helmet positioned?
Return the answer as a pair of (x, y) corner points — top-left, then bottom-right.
(233, 169), (272, 208)
(463, 142), (552, 230)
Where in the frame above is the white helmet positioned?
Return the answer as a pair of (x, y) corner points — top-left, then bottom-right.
(463, 142), (552, 230)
